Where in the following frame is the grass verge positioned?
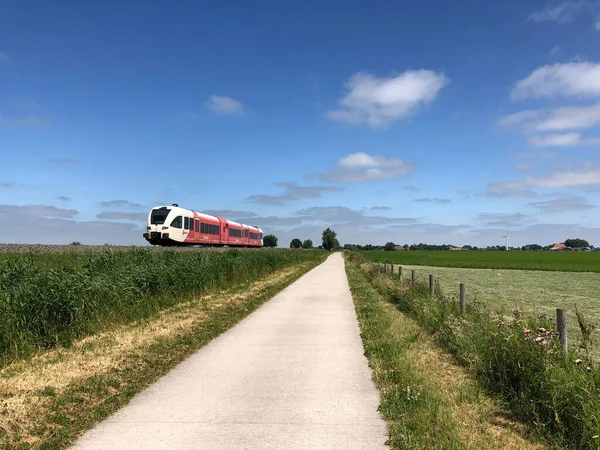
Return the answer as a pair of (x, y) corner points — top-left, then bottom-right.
(0, 258), (324, 449)
(345, 256), (547, 449)
(347, 251), (600, 449)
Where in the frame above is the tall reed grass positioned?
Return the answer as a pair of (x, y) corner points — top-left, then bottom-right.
(348, 251), (600, 449)
(0, 248), (323, 362)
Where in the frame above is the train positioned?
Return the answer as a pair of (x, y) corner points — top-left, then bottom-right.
(143, 204), (264, 247)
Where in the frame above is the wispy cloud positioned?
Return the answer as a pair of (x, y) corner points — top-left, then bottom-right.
(312, 152), (415, 182)
(596, 17), (600, 29)
(204, 95), (245, 115)
(528, 195), (596, 213)
(477, 212), (530, 227)
(57, 196), (71, 202)
(489, 163), (600, 191)
(247, 182), (342, 206)
(0, 52), (10, 63)
(201, 210), (257, 219)
(528, 1), (587, 23)
(97, 211), (147, 221)
(3, 115), (50, 127)
(370, 206), (392, 211)
(0, 204), (78, 219)
(99, 199), (144, 208)
(326, 70), (449, 128)
(528, 132), (600, 146)
(511, 62), (600, 100)
(47, 157), (80, 165)
(514, 150), (555, 159)
(413, 198), (451, 204)
(499, 102), (600, 132)
(485, 189), (538, 198)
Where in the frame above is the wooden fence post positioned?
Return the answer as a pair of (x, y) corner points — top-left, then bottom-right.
(384, 262), (387, 272)
(459, 283), (466, 314)
(411, 269), (416, 283)
(429, 275), (434, 296)
(399, 266), (403, 282)
(557, 308), (568, 356)
(391, 263), (394, 275)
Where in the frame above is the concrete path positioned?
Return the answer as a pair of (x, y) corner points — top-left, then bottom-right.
(72, 253), (388, 449)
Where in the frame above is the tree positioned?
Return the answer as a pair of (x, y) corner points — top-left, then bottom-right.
(290, 238), (302, 249)
(384, 242), (396, 251)
(302, 239), (313, 249)
(403, 244), (409, 250)
(322, 228), (337, 251)
(565, 238), (590, 248)
(263, 234), (278, 248)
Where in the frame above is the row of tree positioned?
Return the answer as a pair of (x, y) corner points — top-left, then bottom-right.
(261, 228), (341, 251)
(342, 238), (594, 251)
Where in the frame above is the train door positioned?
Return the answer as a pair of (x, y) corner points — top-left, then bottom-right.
(189, 218), (197, 241)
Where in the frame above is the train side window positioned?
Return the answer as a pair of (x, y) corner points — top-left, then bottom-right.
(171, 216), (182, 229)
(195, 220), (199, 232)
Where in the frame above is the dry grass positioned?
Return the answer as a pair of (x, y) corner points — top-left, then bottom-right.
(0, 265), (301, 446)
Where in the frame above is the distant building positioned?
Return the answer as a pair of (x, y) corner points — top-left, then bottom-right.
(449, 245), (462, 251)
(550, 243), (567, 251)
(394, 245), (406, 251)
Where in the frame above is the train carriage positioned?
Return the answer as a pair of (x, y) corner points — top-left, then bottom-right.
(143, 204), (263, 247)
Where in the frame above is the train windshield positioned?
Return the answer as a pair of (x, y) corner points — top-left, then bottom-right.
(151, 208), (171, 225)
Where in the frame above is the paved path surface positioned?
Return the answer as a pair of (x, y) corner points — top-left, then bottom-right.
(72, 253), (388, 449)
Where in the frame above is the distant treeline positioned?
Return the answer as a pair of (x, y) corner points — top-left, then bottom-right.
(345, 238), (595, 252)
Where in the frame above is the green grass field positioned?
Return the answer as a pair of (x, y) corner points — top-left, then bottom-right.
(382, 263), (600, 354)
(364, 250), (600, 272)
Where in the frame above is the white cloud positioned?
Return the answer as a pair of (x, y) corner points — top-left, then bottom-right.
(0, 52), (10, 63)
(596, 18), (600, 30)
(204, 95), (245, 115)
(313, 152), (415, 182)
(326, 70), (449, 128)
(498, 102), (600, 131)
(511, 62), (600, 100)
(529, 132), (600, 146)
(528, 1), (586, 23)
(489, 163), (600, 191)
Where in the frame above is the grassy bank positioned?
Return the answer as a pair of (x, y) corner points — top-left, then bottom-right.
(364, 250), (600, 272)
(0, 257), (325, 448)
(0, 248), (324, 362)
(344, 257), (546, 449)
(347, 251), (600, 449)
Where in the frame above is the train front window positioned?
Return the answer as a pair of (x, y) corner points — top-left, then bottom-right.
(151, 208), (171, 225)
(170, 216), (182, 229)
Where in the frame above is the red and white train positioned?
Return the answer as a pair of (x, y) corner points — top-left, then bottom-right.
(143, 204), (264, 247)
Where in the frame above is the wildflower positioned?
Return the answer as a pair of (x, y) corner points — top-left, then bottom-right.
(575, 359), (583, 365)
(587, 367), (593, 373)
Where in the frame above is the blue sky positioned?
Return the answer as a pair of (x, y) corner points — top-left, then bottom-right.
(1, 0), (600, 247)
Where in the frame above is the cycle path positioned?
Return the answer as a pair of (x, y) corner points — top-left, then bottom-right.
(72, 252), (388, 449)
